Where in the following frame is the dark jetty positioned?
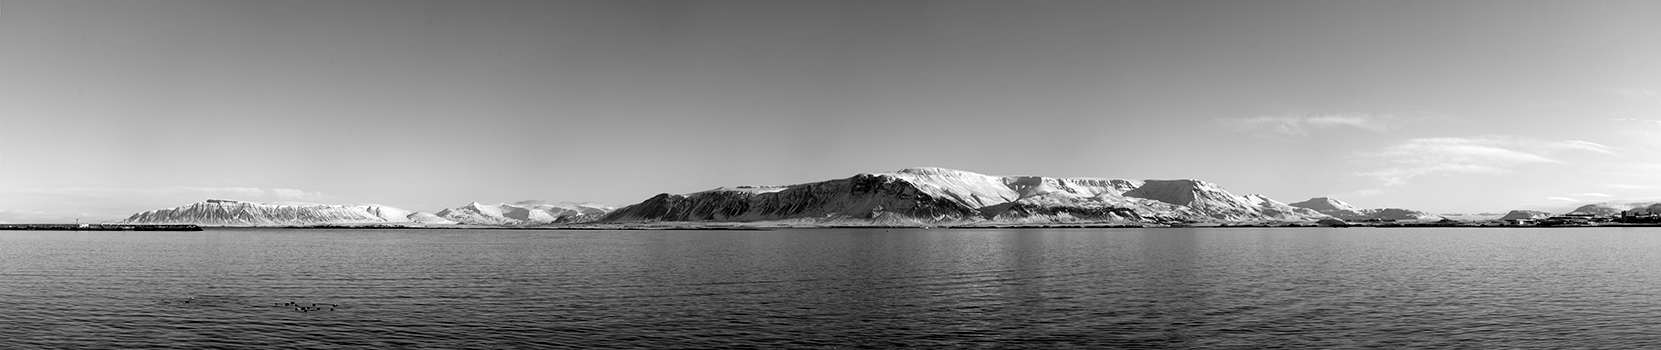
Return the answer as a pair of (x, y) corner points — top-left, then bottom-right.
(0, 224), (203, 231)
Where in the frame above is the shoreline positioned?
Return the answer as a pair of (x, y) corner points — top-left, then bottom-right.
(0, 224), (203, 231)
(31, 222), (1661, 231)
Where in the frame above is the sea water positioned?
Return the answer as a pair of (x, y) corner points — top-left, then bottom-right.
(3, 227), (1660, 348)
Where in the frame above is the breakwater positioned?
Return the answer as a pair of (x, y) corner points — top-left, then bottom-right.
(0, 224), (202, 231)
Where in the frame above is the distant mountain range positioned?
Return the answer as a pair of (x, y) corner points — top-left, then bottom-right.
(1287, 197), (1443, 221)
(598, 167), (1328, 225)
(1566, 202), (1661, 216)
(123, 199), (458, 226)
(124, 199), (613, 226)
(121, 167), (1630, 227)
(435, 200), (613, 225)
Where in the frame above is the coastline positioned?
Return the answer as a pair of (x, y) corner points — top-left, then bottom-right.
(0, 224), (203, 231)
(65, 221), (1661, 231)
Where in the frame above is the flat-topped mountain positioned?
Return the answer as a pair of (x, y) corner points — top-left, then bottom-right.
(1498, 210), (1552, 221)
(122, 199), (456, 226)
(1288, 197), (1443, 221)
(599, 167), (1326, 225)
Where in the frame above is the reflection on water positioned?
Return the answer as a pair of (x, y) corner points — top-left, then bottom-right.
(3, 227), (1661, 348)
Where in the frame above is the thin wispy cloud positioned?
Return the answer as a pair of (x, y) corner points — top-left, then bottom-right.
(1612, 118), (1661, 124)
(1328, 188), (1384, 198)
(1557, 140), (1617, 155)
(174, 187), (327, 200)
(1612, 88), (1659, 98)
(5, 187), (331, 201)
(1612, 119), (1661, 148)
(1220, 113), (1396, 137)
(1594, 163), (1661, 183)
(1572, 193), (1614, 198)
(1355, 136), (1614, 185)
(1547, 197), (1581, 202)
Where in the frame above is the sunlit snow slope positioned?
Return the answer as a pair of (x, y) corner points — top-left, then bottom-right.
(1568, 201), (1661, 216)
(436, 200), (615, 225)
(1498, 210), (1553, 221)
(600, 167), (1329, 225)
(1288, 197), (1443, 221)
(122, 199), (456, 226)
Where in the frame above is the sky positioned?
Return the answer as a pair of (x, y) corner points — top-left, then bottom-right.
(2, 0), (1659, 223)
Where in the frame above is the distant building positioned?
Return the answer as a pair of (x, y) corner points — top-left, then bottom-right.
(1544, 216), (1581, 225)
(1617, 209), (1661, 223)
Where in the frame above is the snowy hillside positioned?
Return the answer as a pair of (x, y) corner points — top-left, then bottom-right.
(1124, 180), (1325, 221)
(1288, 197), (1443, 221)
(1287, 197), (1361, 213)
(1498, 210), (1552, 221)
(600, 167), (1329, 225)
(436, 200), (615, 225)
(122, 199), (456, 226)
(1568, 201), (1661, 215)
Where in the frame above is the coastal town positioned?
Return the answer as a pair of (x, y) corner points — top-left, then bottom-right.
(1502, 209), (1661, 227)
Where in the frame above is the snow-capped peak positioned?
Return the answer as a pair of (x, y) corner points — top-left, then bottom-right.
(435, 200), (615, 226)
(602, 167), (1329, 224)
(1289, 197), (1360, 212)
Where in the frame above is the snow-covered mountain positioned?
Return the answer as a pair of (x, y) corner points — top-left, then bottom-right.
(1287, 197), (1361, 213)
(1567, 201), (1661, 216)
(122, 199), (456, 226)
(1288, 197), (1443, 221)
(436, 200), (615, 225)
(600, 167), (1328, 225)
(1126, 180), (1325, 221)
(1498, 210), (1552, 221)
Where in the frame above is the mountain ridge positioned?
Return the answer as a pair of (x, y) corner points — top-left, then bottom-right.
(1288, 197), (1443, 221)
(1569, 201), (1661, 216)
(116, 168), (1532, 227)
(122, 199), (457, 226)
(436, 201), (615, 225)
(598, 167), (1328, 225)
(122, 199), (614, 227)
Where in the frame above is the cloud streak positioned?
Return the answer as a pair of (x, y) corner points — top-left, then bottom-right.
(173, 187), (327, 200)
(1221, 113), (1397, 137)
(6, 187), (329, 200)
(1557, 140), (1617, 155)
(1613, 88), (1659, 98)
(1328, 188), (1384, 198)
(1612, 119), (1661, 148)
(1355, 136), (1614, 185)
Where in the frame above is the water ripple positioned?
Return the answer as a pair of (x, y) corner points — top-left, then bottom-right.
(4, 228), (1661, 348)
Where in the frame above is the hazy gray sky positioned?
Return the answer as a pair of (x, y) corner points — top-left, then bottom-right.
(2, 0), (1658, 222)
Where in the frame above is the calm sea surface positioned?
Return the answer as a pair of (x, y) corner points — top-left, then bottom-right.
(3, 227), (1661, 348)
